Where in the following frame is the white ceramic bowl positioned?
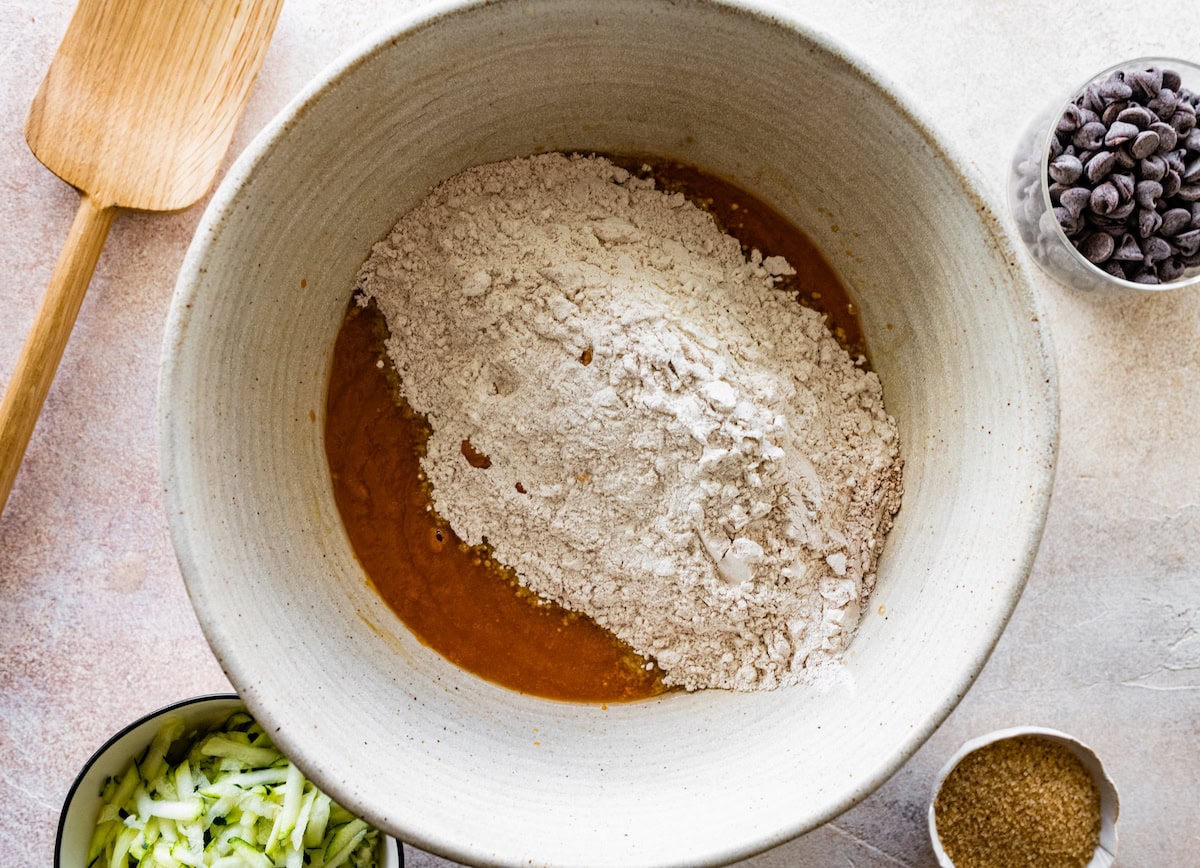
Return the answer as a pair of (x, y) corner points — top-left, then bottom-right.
(55, 694), (401, 867)
(929, 726), (1119, 867)
(160, 1), (1058, 865)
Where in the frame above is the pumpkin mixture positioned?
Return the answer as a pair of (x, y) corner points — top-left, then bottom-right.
(327, 154), (901, 699)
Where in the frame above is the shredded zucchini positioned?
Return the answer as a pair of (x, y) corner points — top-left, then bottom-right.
(88, 712), (382, 868)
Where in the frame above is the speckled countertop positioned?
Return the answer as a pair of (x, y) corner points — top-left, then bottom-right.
(2, 1), (1197, 865)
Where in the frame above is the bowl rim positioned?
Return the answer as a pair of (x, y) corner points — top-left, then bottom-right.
(159, 0), (1060, 863)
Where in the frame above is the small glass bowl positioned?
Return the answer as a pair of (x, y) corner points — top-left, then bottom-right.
(928, 726), (1119, 868)
(1009, 57), (1200, 292)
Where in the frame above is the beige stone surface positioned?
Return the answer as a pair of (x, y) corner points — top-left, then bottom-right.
(1, 1), (1196, 865)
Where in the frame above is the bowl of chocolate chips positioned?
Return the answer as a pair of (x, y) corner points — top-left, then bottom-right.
(1011, 58), (1200, 291)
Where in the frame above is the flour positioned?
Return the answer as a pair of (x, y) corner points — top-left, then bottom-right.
(357, 153), (903, 691)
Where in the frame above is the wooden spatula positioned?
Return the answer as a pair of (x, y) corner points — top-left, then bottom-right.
(0, 0), (284, 516)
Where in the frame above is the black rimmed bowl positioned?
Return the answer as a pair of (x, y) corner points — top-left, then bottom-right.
(55, 693), (402, 867)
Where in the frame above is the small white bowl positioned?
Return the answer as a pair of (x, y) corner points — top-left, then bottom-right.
(929, 726), (1120, 868)
(54, 693), (401, 868)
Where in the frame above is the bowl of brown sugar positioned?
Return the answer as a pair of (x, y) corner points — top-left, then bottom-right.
(930, 727), (1120, 868)
(159, 0), (1058, 864)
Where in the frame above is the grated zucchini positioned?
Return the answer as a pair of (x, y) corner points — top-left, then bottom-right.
(87, 712), (381, 868)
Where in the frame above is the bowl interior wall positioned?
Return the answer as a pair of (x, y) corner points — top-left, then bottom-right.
(162, 2), (1056, 865)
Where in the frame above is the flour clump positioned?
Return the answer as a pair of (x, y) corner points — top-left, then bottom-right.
(357, 153), (903, 691)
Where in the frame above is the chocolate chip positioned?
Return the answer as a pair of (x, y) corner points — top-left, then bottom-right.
(1149, 121), (1178, 152)
(1172, 102), (1198, 135)
(1057, 103), (1083, 134)
(1163, 170), (1182, 198)
(1060, 186), (1092, 218)
(1111, 171), (1135, 201)
(1117, 105), (1154, 128)
(1084, 150), (1116, 183)
(1143, 235), (1172, 262)
(1131, 130), (1160, 159)
(1109, 199), (1137, 221)
(1049, 154), (1084, 184)
(1135, 179), (1163, 209)
(1159, 257), (1186, 281)
(1070, 121), (1104, 150)
(1140, 154), (1167, 181)
(1161, 207), (1193, 236)
(1138, 207), (1163, 239)
(1080, 231), (1115, 263)
(1102, 100), (1130, 125)
(1054, 206), (1081, 235)
(1114, 147), (1137, 169)
(1129, 66), (1163, 100)
(1160, 257), (1186, 281)
(1104, 121), (1140, 147)
(1149, 88), (1178, 119)
(1112, 233), (1143, 261)
(1099, 77), (1133, 101)
(1184, 157), (1200, 183)
(1175, 228), (1200, 255)
(1074, 121), (1108, 150)
(1090, 182), (1120, 215)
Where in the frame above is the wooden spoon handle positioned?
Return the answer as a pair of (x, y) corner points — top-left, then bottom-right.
(0, 194), (117, 515)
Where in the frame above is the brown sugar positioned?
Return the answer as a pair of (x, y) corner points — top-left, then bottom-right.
(933, 735), (1101, 868)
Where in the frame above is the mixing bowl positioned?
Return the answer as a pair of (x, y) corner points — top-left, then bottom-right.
(160, 1), (1058, 865)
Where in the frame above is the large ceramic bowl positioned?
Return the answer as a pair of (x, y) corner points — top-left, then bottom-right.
(160, 1), (1058, 865)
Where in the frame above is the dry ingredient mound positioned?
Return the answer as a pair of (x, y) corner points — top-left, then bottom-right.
(357, 153), (903, 691)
